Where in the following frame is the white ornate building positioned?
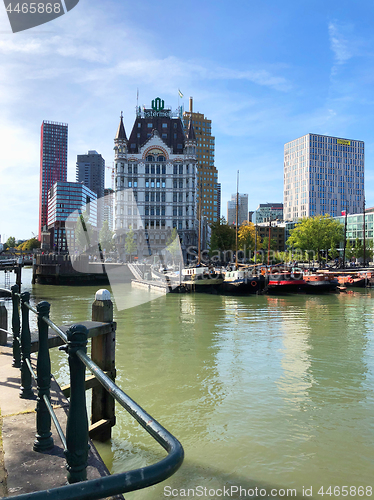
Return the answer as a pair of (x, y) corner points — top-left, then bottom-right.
(114, 98), (198, 260)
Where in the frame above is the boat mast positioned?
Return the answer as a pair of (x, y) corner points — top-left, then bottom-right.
(363, 197), (366, 267)
(235, 170), (239, 270)
(342, 203), (348, 268)
(267, 217), (272, 266)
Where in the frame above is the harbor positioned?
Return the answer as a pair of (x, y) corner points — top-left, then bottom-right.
(1, 267), (374, 498)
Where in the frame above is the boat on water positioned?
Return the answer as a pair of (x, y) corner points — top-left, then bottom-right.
(264, 266), (306, 294)
(302, 272), (339, 293)
(219, 267), (264, 294)
(336, 273), (368, 288)
(181, 266), (223, 292)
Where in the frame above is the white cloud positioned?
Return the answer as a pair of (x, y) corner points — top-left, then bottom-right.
(328, 22), (354, 65)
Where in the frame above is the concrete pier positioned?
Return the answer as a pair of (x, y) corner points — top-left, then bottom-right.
(0, 340), (120, 498)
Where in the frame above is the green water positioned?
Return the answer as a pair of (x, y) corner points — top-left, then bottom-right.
(5, 268), (374, 499)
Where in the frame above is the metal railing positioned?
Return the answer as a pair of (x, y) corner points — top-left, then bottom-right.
(8, 284), (184, 499)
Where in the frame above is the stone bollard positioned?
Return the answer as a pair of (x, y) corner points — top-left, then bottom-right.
(91, 289), (116, 442)
(0, 301), (7, 346)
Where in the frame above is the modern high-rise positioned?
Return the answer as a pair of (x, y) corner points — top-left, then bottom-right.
(103, 188), (114, 231)
(227, 193), (248, 226)
(254, 203), (283, 223)
(216, 183), (221, 220)
(76, 150), (105, 199)
(47, 181), (97, 252)
(284, 134), (365, 221)
(114, 98), (198, 260)
(39, 121), (68, 240)
(183, 98), (218, 224)
(76, 150), (105, 228)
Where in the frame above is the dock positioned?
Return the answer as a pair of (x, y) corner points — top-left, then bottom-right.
(0, 340), (116, 498)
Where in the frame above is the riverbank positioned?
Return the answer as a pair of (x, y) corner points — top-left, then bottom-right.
(1, 268), (374, 499)
(0, 340), (117, 497)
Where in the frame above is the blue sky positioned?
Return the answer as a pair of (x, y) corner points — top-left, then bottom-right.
(1, 0), (374, 241)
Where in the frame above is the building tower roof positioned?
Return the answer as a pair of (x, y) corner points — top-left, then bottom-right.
(185, 119), (196, 142)
(115, 112), (127, 141)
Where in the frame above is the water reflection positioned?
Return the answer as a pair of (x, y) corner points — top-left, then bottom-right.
(4, 269), (374, 498)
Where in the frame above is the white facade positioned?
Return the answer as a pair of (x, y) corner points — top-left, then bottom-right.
(284, 134), (365, 221)
(114, 117), (198, 259)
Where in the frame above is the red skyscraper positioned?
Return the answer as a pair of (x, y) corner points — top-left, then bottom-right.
(38, 121), (68, 240)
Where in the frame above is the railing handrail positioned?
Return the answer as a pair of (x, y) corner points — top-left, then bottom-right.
(9, 289), (184, 500)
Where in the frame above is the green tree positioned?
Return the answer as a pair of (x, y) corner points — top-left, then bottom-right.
(6, 236), (16, 249)
(353, 238), (364, 260)
(98, 221), (114, 253)
(125, 226), (137, 262)
(345, 240), (354, 262)
(238, 221), (255, 251)
(329, 239), (339, 260)
(287, 215), (344, 264)
(209, 217), (235, 257)
(166, 228), (181, 264)
(75, 211), (94, 252)
(17, 238), (41, 251)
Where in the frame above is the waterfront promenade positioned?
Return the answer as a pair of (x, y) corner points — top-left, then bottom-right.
(0, 339), (112, 497)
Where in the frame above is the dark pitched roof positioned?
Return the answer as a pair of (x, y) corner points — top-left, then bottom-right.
(185, 119), (196, 142)
(115, 114), (127, 141)
(127, 115), (186, 154)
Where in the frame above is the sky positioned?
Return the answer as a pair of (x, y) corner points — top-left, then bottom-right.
(2, 0), (374, 241)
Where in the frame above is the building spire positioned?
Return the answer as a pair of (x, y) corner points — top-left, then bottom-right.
(185, 118), (196, 142)
(115, 112), (127, 141)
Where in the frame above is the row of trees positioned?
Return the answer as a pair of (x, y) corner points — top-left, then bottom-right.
(209, 215), (372, 263)
(209, 217), (277, 256)
(1, 236), (41, 252)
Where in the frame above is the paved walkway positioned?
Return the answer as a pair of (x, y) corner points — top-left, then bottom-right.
(0, 338), (117, 498)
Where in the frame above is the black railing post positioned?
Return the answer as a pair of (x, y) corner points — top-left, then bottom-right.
(34, 301), (54, 452)
(11, 284), (21, 368)
(64, 324), (89, 484)
(20, 292), (34, 399)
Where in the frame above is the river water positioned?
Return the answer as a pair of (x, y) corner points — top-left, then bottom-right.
(3, 268), (374, 499)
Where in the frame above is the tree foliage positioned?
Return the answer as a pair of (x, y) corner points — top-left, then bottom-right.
(16, 238), (41, 251)
(98, 221), (114, 252)
(209, 217), (236, 254)
(6, 236), (16, 249)
(166, 228), (181, 262)
(287, 215), (344, 260)
(238, 221), (256, 250)
(75, 211), (94, 252)
(125, 226), (137, 261)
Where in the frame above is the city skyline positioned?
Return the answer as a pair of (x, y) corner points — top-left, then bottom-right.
(2, 1), (374, 239)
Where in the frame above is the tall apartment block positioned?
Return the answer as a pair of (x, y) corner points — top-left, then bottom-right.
(183, 98), (218, 224)
(216, 183), (221, 219)
(76, 150), (105, 228)
(76, 150), (105, 199)
(39, 121), (68, 240)
(114, 98), (198, 260)
(227, 193), (248, 226)
(284, 134), (365, 221)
